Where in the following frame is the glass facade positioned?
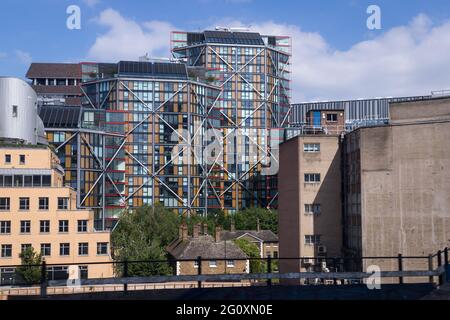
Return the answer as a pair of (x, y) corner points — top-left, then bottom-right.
(172, 30), (291, 211)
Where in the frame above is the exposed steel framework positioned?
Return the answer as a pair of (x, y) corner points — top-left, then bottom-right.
(172, 30), (292, 212)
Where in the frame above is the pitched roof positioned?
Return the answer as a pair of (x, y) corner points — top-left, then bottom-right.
(166, 235), (248, 260)
(219, 230), (278, 243)
(26, 63), (82, 79)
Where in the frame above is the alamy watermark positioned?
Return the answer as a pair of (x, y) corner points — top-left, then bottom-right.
(170, 123), (280, 177)
(66, 5), (81, 30)
(367, 5), (382, 30)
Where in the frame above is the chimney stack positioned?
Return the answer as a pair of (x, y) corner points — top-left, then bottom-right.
(179, 223), (188, 241)
(202, 222), (208, 235)
(256, 218), (260, 232)
(193, 223), (201, 238)
(230, 218), (235, 232)
(215, 226), (222, 242)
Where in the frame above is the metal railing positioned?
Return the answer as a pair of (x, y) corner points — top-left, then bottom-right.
(0, 247), (448, 298)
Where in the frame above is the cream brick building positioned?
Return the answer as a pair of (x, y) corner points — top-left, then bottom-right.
(0, 145), (113, 284)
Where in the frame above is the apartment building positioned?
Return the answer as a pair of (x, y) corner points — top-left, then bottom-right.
(172, 29), (292, 211)
(0, 145), (113, 284)
(279, 95), (450, 284)
(278, 135), (343, 281)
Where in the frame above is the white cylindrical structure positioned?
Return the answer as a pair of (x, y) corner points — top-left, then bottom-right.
(0, 77), (39, 144)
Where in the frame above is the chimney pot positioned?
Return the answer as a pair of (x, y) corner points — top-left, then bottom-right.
(230, 218), (235, 232)
(179, 223), (188, 241)
(193, 223), (201, 238)
(215, 226), (222, 242)
(202, 222), (208, 235)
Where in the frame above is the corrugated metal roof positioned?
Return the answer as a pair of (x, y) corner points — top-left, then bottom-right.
(39, 106), (81, 128)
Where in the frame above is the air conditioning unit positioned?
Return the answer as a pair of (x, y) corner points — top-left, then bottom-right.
(317, 245), (327, 255)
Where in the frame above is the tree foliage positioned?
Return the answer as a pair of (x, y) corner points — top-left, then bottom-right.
(16, 247), (42, 285)
(234, 238), (267, 273)
(233, 208), (278, 234)
(111, 204), (180, 276)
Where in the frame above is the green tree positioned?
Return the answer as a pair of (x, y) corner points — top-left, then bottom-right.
(233, 208), (278, 234)
(234, 238), (267, 273)
(111, 204), (180, 277)
(16, 247), (42, 285)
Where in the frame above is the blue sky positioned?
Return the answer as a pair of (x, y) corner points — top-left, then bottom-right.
(1, 0), (450, 101)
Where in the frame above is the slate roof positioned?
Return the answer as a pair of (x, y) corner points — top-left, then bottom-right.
(219, 230), (278, 243)
(166, 235), (248, 260)
(26, 63), (82, 79)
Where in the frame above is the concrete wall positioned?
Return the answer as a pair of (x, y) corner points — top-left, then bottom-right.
(344, 98), (450, 281)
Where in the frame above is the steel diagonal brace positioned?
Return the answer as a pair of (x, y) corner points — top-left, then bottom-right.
(80, 134), (126, 204)
(125, 150), (186, 206)
(80, 138), (127, 206)
(98, 81), (117, 110)
(55, 132), (79, 152)
(80, 86), (97, 110)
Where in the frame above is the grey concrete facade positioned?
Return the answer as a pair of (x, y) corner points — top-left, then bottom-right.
(343, 97), (450, 280)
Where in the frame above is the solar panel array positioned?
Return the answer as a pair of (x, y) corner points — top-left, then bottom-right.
(118, 61), (188, 79)
(39, 106), (81, 128)
(203, 31), (265, 45)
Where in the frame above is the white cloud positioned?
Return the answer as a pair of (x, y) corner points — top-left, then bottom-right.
(212, 15), (450, 101)
(15, 50), (32, 65)
(88, 10), (450, 102)
(87, 9), (174, 62)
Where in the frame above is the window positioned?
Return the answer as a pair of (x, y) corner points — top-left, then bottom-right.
(19, 155), (25, 165)
(78, 243), (88, 256)
(57, 197), (69, 210)
(209, 260), (217, 268)
(77, 220), (88, 233)
(4, 154), (11, 164)
(24, 175), (32, 187)
(20, 220), (31, 234)
(326, 113), (338, 122)
(59, 220), (69, 233)
(304, 143), (320, 153)
(304, 173), (321, 183)
(12, 105), (18, 118)
(39, 197), (49, 210)
(1, 245), (12, 258)
(19, 197), (30, 210)
(60, 243), (70, 256)
(40, 243), (51, 257)
(305, 235), (321, 246)
(42, 176), (51, 187)
(40, 220), (50, 233)
(0, 221), (11, 234)
(21, 244), (32, 253)
(305, 204), (321, 215)
(97, 242), (108, 255)
(226, 260), (235, 268)
(0, 198), (10, 210)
